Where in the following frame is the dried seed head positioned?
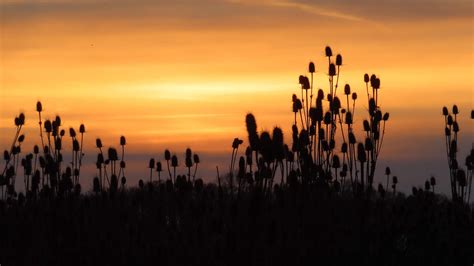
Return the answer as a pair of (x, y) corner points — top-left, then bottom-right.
(165, 149), (171, 160)
(171, 155), (178, 167)
(370, 74), (376, 87)
(36, 101), (42, 112)
(336, 54), (342, 66)
(345, 111), (353, 124)
(156, 161), (162, 171)
(364, 73), (369, 83)
(121, 176), (126, 185)
(246, 113), (260, 151)
(19, 113), (25, 125)
(232, 138), (243, 149)
(185, 156), (193, 168)
(352, 92), (357, 100)
(344, 84), (351, 95)
(329, 63), (336, 76)
(18, 135), (25, 143)
(44, 120), (52, 133)
(149, 158), (155, 169)
(373, 78), (380, 89)
(442, 106), (448, 116)
(325, 46), (333, 57)
(365, 138), (373, 151)
(69, 128), (76, 138)
(385, 167), (391, 175)
(363, 120), (370, 131)
(108, 148), (118, 161)
(96, 138), (102, 148)
(97, 153), (104, 164)
(392, 176), (398, 184)
(452, 105), (459, 115)
(349, 132), (356, 144)
(383, 112), (390, 121)
(60, 129), (65, 137)
(453, 121), (459, 132)
(292, 94), (297, 102)
(317, 89), (324, 100)
(33, 145), (39, 154)
(425, 180), (430, 191)
(55, 115), (61, 127)
(327, 93), (333, 102)
(193, 154), (200, 164)
(369, 98), (376, 114)
(186, 148), (192, 159)
(120, 161), (126, 168)
(324, 112), (331, 125)
(79, 124), (85, 133)
(309, 62), (315, 73)
(447, 115), (453, 125)
(298, 75), (305, 85)
(430, 176), (436, 186)
(444, 127), (450, 136)
(293, 98), (302, 113)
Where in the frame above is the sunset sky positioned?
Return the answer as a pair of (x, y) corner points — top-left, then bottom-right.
(1, 0), (473, 194)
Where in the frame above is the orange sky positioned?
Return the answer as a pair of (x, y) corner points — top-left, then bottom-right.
(1, 0), (473, 194)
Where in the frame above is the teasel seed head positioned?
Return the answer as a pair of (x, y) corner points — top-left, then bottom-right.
(44, 120), (52, 133)
(364, 73), (369, 83)
(363, 120), (370, 132)
(325, 46), (333, 57)
(335, 54), (342, 66)
(193, 154), (200, 164)
(383, 112), (389, 121)
(149, 158), (155, 169)
(54, 115), (61, 127)
(349, 132), (356, 144)
(452, 105), (458, 115)
(156, 161), (162, 172)
(452, 121), (459, 132)
(324, 112), (331, 125)
(357, 143), (366, 162)
(79, 124), (85, 133)
(385, 167), (391, 175)
(96, 138), (103, 148)
(36, 101), (43, 112)
(69, 128), (76, 138)
(60, 129), (65, 137)
(352, 92), (357, 100)
(165, 149), (171, 161)
(442, 106), (448, 116)
(444, 127), (450, 136)
(332, 155), (341, 168)
(344, 84), (351, 95)
(18, 134), (25, 143)
(341, 142), (348, 153)
(171, 155), (178, 167)
(345, 111), (353, 125)
(430, 176), (436, 186)
(392, 176), (398, 185)
(317, 89), (324, 101)
(329, 63), (336, 76)
(447, 115), (453, 125)
(309, 62), (315, 73)
(370, 74), (376, 87)
(246, 113), (260, 151)
(365, 138), (373, 151)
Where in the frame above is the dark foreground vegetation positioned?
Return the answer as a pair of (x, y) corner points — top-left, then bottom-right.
(0, 183), (473, 266)
(0, 47), (473, 265)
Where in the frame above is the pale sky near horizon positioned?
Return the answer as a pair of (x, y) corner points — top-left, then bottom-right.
(1, 0), (473, 195)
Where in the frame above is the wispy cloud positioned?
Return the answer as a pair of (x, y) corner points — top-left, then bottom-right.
(228, 0), (365, 21)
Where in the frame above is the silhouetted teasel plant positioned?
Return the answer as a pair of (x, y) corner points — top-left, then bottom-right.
(442, 105), (473, 203)
(94, 136), (125, 192)
(149, 148), (201, 187)
(242, 46), (390, 195)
